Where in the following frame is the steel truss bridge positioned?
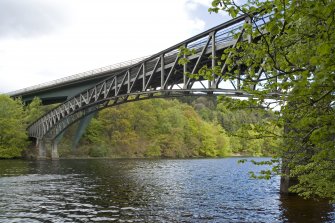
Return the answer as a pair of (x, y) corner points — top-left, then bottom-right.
(17, 14), (276, 159)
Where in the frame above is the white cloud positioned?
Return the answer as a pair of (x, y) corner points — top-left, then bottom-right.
(0, 0), (223, 93)
(0, 0), (67, 38)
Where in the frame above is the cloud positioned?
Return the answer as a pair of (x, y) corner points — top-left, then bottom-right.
(0, 0), (67, 38)
(0, 0), (231, 93)
(185, 0), (231, 29)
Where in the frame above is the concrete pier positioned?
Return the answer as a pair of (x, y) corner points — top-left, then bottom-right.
(36, 138), (59, 160)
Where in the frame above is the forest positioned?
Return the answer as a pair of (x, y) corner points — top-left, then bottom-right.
(0, 94), (281, 159)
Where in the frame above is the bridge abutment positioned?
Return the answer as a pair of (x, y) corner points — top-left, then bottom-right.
(36, 138), (59, 160)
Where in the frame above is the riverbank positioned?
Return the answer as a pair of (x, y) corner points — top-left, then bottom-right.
(18, 152), (271, 160)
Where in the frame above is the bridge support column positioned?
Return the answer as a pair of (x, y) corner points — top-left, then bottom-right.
(50, 141), (59, 160)
(36, 138), (59, 160)
(36, 138), (47, 160)
(72, 111), (96, 150)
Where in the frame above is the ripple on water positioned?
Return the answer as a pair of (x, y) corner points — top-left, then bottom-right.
(0, 158), (334, 222)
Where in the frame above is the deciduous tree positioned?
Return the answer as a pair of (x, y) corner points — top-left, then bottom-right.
(203, 0), (335, 201)
(0, 95), (27, 158)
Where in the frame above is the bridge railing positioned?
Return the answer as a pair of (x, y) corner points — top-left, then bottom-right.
(7, 55), (150, 96)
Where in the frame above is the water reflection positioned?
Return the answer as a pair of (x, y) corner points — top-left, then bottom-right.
(280, 194), (335, 223)
(0, 159), (30, 176)
(0, 158), (334, 222)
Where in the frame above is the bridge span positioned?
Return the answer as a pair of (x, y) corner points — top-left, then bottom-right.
(12, 14), (275, 160)
(8, 56), (149, 104)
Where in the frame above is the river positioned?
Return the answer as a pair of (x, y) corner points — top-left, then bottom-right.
(0, 158), (334, 222)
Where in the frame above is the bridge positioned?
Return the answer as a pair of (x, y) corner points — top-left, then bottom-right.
(11, 14), (275, 160)
(9, 56), (149, 104)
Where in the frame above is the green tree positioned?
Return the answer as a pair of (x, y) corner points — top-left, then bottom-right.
(24, 97), (43, 125)
(82, 99), (232, 158)
(203, 0), (335, 201)
(0, 95), (27, 158)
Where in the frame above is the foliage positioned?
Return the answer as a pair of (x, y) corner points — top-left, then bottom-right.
(56, 97), (276, 158)
(81, 99), (232, 158)
(196, 0), (335, 201)
(24, 97), (58, 123)
(0, 95), (27, 158)
(0, 96), (57, 158)
(12, 95), (278, 159)
(185, 96), (281, 156)
(24, 97), (44, 125)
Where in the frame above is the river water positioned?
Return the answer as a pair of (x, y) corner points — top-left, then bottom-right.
(0, 158), (334, 223)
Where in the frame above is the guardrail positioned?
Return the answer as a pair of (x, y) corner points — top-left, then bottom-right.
(7, 55), (150, 96)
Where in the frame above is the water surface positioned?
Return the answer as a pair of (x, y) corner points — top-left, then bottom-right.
(0, 158), (334, 222)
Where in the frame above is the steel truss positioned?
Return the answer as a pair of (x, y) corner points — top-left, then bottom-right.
(28, 14), (274, 140)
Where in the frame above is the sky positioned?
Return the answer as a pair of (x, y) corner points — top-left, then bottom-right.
(0, 0), (231, 93)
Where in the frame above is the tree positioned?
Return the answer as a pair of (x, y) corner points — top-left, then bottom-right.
(202, 0), (335, 201)
(24, 97), (43, 125)
(0, 95), (27, 158)
(82, 99), (232, 158)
